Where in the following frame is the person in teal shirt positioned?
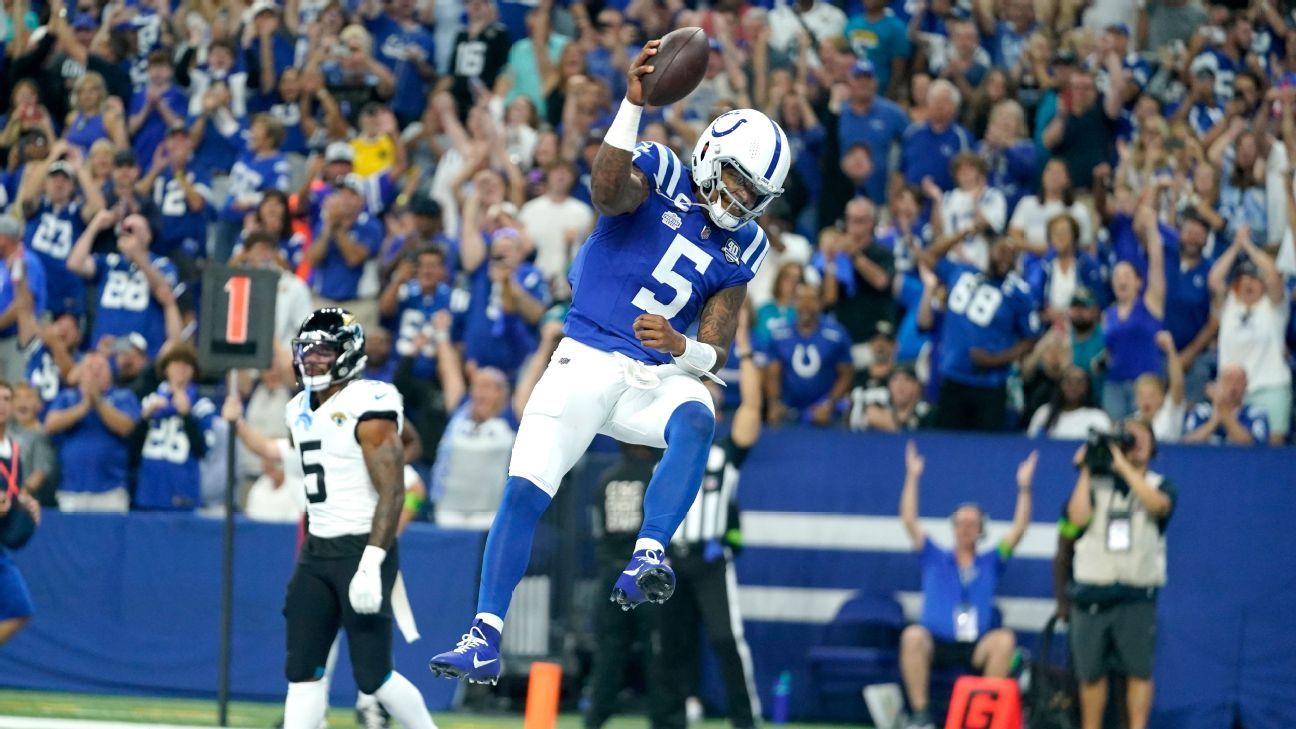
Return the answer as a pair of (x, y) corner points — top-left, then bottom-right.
(844, 0), (911, 96)
(503, 8), (570, 119)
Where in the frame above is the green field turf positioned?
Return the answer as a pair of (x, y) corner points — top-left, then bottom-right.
(0, 690), (851, 728)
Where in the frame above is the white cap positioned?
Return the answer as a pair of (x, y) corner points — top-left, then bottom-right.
(325, 142), (355, 164)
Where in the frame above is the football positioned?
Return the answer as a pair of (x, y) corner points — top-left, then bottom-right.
(640, 27), (710, 107)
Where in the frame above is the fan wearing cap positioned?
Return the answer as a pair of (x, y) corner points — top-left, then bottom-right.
(66, 210), (181, 358)
(837, 58), (909, 205)
(246, 0), (297, 102)
(763, 280), (854, 426)
(304, 173), (384, 326)
(137, 122), (213, 262)
(0, 217), (49, 384)
(1207, 225), (1290, 445)
(298, 141), (400, 230)
(16, 142), (106, 317)
(847, 320), (901, 429)
(129, 342), (216, 511)
(456, 185), (550, 378)
(97, 148), (163, 254)
(110, 332), (157, 399)
(1172, 62), (1223, 137)
(1095, 23), (1150, 101)
(379, 247), (452, 382)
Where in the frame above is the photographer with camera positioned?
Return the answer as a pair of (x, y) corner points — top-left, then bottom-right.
(1067, 419), (1175, 729)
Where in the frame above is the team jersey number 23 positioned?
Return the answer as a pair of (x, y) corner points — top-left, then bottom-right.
(631, 235), (712, 319)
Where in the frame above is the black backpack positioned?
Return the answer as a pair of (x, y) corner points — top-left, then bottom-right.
(1026, 614), (1080, 729)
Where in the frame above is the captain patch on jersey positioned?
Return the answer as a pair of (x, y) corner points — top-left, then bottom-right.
(287, 379), (404, 539)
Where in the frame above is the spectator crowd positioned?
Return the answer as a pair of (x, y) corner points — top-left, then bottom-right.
(0, 0), (1294, 517)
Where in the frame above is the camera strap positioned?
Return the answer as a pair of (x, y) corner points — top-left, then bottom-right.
(0, 436), (19, 499)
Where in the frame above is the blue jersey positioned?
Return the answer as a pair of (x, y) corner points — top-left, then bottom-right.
(266, 98), (309, 156)
(366, 15), (438, 121)
(461, 256), (550, 374)
(24, 198), (87, 315)
(89, 252), (179, 356)
(49, 387), (141, 494)
(65, 112), (108, 154)
(135, 386), (217, 510)
(764, 316), (853, 409)
(22, 338), (69, 415)
(190, 113), (245, 176)
(1165, 257), (1213, 351)
(1184, 402), (1270, 445)
(838, 96), (909, 203)
(307, 171), (400, 228)
(565, 142), (770, 364)
(935, 259), (1042, 388)
(1193, 48), (1244, 102)
(128, 85), (188, 169)
(151, 168), (213, 259)
(0, 250), (47, 338)
(310, 214), (383, 301)
(901, 121), (975, 191)
(394, 281), (452, 379)
(222, 151), (292, 222)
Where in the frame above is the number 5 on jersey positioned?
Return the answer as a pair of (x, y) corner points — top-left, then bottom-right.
(299, 440), (327, 503)
(631, 235), (712, 318)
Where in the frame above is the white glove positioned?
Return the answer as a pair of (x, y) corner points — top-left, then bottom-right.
(348, 546), (386, 614)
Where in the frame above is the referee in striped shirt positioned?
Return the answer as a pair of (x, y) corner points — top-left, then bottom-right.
(657, 309), (762, 729)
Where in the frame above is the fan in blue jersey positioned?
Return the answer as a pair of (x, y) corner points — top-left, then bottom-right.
(305, 175), (384, 304)
(127, 51), (188, 170)
(918, 236), (1042, 432)
(763, 282), (855, 426)
(217, 114), (292, 261)
(17, 152), (105, 316)
(454, 221), (550, 379)
(429, 40), (791, 685)
(20, 313), (81, 417)
(130, 344), (216, 510)
(379, 247), (452, 380)
(66, 212), (180, 356)
(0, 216), (47, 384)
(1190, 16), (1251, 103)
(142, 124), (213, 262)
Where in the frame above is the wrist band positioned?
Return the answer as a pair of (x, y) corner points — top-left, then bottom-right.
(359, 545), (387, 571)
(672, 337), (721, 383)
(605, 98), (643, 152)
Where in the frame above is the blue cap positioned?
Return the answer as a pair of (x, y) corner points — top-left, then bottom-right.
(708, 38), (721, 52)
(851, 58), (877, 78)
(72, 12), (99, 30)
(1107, 22), (1131, 36)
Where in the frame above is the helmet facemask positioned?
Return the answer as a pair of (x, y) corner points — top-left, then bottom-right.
(697, 157), (779, 231)
(293, 339), (347, 391)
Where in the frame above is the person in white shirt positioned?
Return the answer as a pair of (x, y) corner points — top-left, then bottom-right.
(1133, 331), (1188, 443)
(1028, 365), (1112, 439)
(232, 231), (315, 347)
(926, 152), (1006, 272)
(1008, 158), (1094, 255)
(767, 0), (848, 61)
(1208, 226), (1291, 445)
(517, 160), (595, 281)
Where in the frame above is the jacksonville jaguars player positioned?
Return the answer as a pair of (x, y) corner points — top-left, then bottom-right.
(429, 39), (790, 684)
(281, 309), (436, 729)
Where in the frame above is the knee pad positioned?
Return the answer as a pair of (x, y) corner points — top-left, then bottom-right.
(666, 400), (715, 445)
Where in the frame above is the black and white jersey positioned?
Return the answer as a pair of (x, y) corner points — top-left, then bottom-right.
(285, 380), (404, 539)
(673, 438), (749, 546)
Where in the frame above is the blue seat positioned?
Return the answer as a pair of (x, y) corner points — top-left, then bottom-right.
(805, 592), (907, 723)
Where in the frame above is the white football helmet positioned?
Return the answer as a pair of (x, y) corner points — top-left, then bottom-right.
(690, 108), (790, 231)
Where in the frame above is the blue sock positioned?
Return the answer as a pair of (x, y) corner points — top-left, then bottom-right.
(638, 401), (715, 545)
(476, 476), (552, 619)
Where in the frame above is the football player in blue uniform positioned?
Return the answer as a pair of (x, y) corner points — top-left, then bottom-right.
(429, 40), (791, 684)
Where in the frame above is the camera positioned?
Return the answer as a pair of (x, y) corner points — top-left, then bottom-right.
(1085, 427), (1136, 475)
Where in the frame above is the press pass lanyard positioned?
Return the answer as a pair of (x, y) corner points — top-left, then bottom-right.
(0, 437), (20, 499)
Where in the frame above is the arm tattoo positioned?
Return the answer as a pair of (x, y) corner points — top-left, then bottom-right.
(361, 425), (405, 550)
(697, 284), (746, 371)
(590, 143), (648, 216)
